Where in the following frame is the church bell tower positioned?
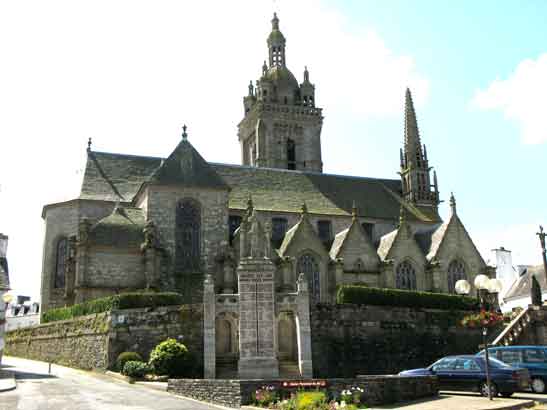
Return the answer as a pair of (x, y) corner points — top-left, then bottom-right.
(238, 13), (324, 172)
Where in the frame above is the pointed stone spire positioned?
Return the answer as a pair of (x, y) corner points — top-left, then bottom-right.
(182, 124), (188, 140)
(404, 88), (422, 155)
(433, 170), (439, 193)
(351, 200), (358, 220)
(449, 192), (457, 215)
(246, 195), (254, 217)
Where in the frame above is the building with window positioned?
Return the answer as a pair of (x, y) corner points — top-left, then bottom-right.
(39, 14), (489, 378)
(0, 233), (10, 365)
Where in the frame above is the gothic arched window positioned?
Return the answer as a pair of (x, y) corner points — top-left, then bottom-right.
(54, 237), (67, 288)
(297, 253), (320, 303)
(447, 260), (466, 294)
(396, 260), (417, 290)
(175, 200), (201, 272)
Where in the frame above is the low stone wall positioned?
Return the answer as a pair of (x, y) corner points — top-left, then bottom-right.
(168, 375), (438, 408)
(4, 313), (110, 370)
(311, 304), (483, 377)
(5, 304), (203, 374)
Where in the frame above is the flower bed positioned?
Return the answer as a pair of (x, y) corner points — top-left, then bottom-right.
(251, 387), (366, 409)
(460, 310), (504, 328)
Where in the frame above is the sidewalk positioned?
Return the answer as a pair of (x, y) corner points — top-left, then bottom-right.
(368, 393), (535, 410)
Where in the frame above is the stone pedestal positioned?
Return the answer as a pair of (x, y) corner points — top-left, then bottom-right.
(237, 258), (279, 379)
(296, 274), (313, 378)
(203, 275), (216, 378)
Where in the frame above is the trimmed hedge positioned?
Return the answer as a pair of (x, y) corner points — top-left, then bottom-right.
(42, 292), (184, 323)
(116, 352), (143, 372)
(122, 361), (150, 378)
(336, 285), (478, 310)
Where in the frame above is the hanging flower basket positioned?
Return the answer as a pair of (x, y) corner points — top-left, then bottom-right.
(460, 310), (504, 328)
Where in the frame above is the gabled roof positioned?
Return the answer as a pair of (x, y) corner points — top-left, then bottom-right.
(377, 229), (399, 261)
(279, 207), (326, 256)
(146, 139), (229, 190)
(329, 216), (376, 260)
(504, 265), (547, 301)
(89, 206), (145, 248)
(77, 148), (440, 222)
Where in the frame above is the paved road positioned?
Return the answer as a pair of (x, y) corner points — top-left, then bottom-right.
(0, 356), (221, 410)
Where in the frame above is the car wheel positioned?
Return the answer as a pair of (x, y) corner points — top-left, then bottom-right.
(480, 381), (498, 397)
(500, 392), (513, 398)
(531, 377), (546, 394)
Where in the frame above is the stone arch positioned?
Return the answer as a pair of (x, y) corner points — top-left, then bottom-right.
(447, 259), (466, 294)
(296, 251), (321, 303)
(277, 311), (297, 361)
(215, 312), (239, 356)
(395, 259), (417, 290)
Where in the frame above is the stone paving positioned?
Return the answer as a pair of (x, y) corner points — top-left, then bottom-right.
(0, 356), (223, 410)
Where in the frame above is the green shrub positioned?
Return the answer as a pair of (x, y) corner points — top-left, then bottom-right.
(149, 338), (189, 377)
(122, 361), (150, 378)
(116, 352), (143, 372)
(296, 391), (327, 410)
(336, 285), (478, 310)
(41, 292), (184, 323)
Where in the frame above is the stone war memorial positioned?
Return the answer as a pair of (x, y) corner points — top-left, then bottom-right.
(5, 12), (506, 408)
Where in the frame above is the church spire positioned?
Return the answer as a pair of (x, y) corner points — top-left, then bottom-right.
(399, 88), (439, 212)
(267, 12), (286, 67)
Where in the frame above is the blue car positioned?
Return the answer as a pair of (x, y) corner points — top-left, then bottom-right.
(477, 346), (547, 393)
(399, 355), (530, 397)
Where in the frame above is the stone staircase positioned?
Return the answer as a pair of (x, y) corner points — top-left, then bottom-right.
(492, 306), (533, 346)
(278, 361), (301, 379)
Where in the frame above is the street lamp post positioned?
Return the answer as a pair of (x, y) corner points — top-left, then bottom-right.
(455, 275), (502, 400)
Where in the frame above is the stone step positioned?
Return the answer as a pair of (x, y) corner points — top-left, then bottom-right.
(278, 361), (300, 379)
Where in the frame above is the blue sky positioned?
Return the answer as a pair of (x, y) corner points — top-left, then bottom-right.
(0, 0), (545, 299)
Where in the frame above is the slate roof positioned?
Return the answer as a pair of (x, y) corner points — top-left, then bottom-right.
(504, 265), (547, 301)
(89, 206), (145, 248)
(330, 227), (350, 259)
(0, 257), (9, 290)
(377, 229), (398, 261)
(78, 150), (440, 222)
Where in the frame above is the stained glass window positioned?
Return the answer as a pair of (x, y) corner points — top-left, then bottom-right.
(175, 200), (201, 272)
(55, 237), (67, 288)
(447, 260), (466, 294)
(396, 260), (417, 290)
(297, 253), (320, 303)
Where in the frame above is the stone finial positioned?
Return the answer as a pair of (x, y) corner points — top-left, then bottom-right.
(271, 12), (279, 30)
(78, 218), (91, 244)
(248, 80), (254, 97)
(304, 66), (310, 83)
(262, 60), (268, 75)
(301, 202), (308, 215)
(87, 137), (92, 152)
(351, 201), (358, 220)
(399, 205), (407, 226)
(246, 195), (254, 217)
(182, 124), (188, 140)
(449, 192), (457, 215)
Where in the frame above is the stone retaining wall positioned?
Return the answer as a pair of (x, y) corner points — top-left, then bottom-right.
(4, 313), (110, 370)
(311, 304), (484, 377)
(5, 304), (203, 374)
(168, 375), (438, 408)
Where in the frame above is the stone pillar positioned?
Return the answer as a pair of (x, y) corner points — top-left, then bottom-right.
(237, 258), (279, 379)
(296, 274), (313, 378)
(203, 274), (216, 378)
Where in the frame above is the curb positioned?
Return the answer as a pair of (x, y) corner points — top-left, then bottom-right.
(0, 374), (16, 392)
(477, 400), (536, 410)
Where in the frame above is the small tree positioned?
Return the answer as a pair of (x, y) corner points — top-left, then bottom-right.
(149, 338), (189, 377)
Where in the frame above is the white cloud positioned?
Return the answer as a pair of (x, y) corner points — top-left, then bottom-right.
(472, 53), (547, 144)
(0, 0), (428, 299)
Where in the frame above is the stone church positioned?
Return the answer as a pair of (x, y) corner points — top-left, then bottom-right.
(40, 14), (489, 378)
